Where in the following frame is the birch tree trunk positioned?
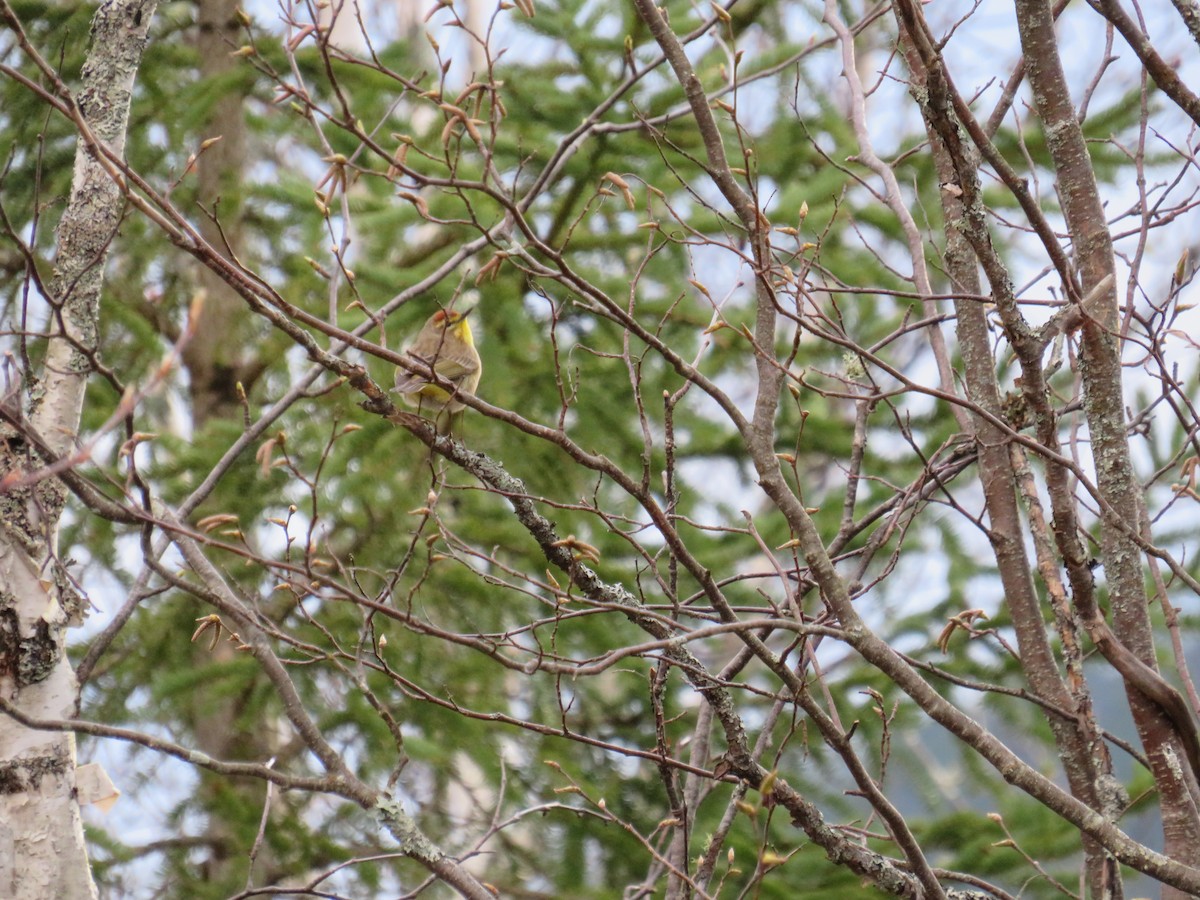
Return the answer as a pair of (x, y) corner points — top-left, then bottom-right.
(0, 2), (158, 896)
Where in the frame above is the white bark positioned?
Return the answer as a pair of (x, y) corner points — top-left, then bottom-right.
(0, 2), (158, 897)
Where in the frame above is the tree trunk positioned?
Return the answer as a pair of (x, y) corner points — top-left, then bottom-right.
(0, 2), (159, 897)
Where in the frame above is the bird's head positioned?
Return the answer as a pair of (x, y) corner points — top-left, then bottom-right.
(430, 306), (475, 344)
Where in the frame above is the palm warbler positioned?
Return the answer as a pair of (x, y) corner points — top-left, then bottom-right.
(392, 306), (482, 415)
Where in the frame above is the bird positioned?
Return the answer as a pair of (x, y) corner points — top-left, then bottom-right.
(392, 306), (482, 423)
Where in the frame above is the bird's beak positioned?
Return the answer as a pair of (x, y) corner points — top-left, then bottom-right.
(455, 304), (476, 318)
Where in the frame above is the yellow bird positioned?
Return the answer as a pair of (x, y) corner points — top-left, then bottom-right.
(392, 306), (482, 417)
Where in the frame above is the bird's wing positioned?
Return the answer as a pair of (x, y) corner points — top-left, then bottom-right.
(428, 343), (480, 381)
(394, 349), (479, 392)
(392, 373), (424, 394)
(431, 352), (480, 381)
(393, 352), (434, 393)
